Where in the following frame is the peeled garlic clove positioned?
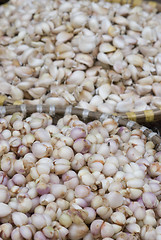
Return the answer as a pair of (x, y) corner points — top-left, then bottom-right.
(67, 71), (85, 85)
(142, 192), (158, 208)
(98, 84), (111, 100)
(28, 55), (44, 68)
(108, 94), (121, 103)
(35, 22), (53, 35)
(111, 212), (126, 225)
(49, 64), (58, 79)
(90, 95), (103, 107)
(106, 99), (117, 108)
(128, 21), (142, 32)
(122, 68), (131, 79)
(152, 83), (161, 97)
(15, 67), (34, 78)
(151, 97), (161, 108)
(63, 91), (76, 104)
(111, 83), (125, 95)
(10, 86), (24, 100)
(0, 203), (11, 218)
(55, 44), (72, 54)
(17, 82), (33, 91)
(79, 101), (97, 112)
(110, 50), (123, 65)
(68, 223), (89, 240)
(70, 12), (88, 28)
(101, 222), (114, 238)
(109, 70), (121, 83)
(0, 82), (11, 95)
(90, 219), (103, 237)
(28, 87), (46, 99)
(142, 62), (155, 74)
(107, 192), (123, 209)
(108, 26), (120, 37)
(20, 48), (34, 64)
(139, 46), (158, 57)
(99, 43), (116, 53)
(19, 226), (32, 239)
(123, 35), (137, 45)
(116, 99), (134, 113)
(44, 39), (55, 53)
(140, 95), (152, 105)
(82, 79), (95, 92)
(24, 99), (41, 105)
(75, 53), (94, 67)
(154, 53), (161, 64)
(64, 59), (77, 69)
(113, 16), (128, 26)
(56, 67), (65, 83)
(128, 25), (138, 37)
(113, 36), (125, 49)
(153, 76), (161, 82)
(57, 51), (75, 60)
(88, 16), (99, 33)
(126, 223), (140, 234)
(78, 35), (96, 53)
(56, 31), (73, 44)
(91, 2), (108, 15)
(137, 76), (153, 85)
(134, 99), (148, 111)
(97, 103), (115, 114)
(139, 69), (150, 79)
(59, 1), (72, 12)
(86, 66), (101, 77)
(97, 52), (110, 65)
(0, 47), (15, 60)
(128, 64), (138, 81)
(45, 97), (67, 106)
(121, 46), (133, 58)
(78, 90), (92, 102)
(137, 37), (148, 47)
(113, 61), (125, 74)
(135, 84), (152, 96)
(156, 63), (161, 75)
(126, 54), (143, 67)
(12, 212), (28, 227)
(102, 34), (113, 42)
(142, 26), (155, 41)
(35, 73), (53, 88)
(141, 225), (156, 240)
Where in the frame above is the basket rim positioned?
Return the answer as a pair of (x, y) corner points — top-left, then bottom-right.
(2, 98), (161, 123)
(1, 104), (161, 151)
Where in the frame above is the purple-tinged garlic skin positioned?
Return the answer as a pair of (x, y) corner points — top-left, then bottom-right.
(73, 138), (91, 154)
(90, 219), (103, 237)
(12, 212), (28, 227)
(0, 203), (12, 218)
(34, 231), (47, 240)
(70, 127), (86, 140)
(0, 113), (160, 239)
(142, 192), (158, 209)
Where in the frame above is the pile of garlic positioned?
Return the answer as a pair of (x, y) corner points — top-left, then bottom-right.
(0, 0), (161, 113)
(0, 112), (161, 240)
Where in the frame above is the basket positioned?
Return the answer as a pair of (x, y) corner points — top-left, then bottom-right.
(0, 0), (161, 123)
